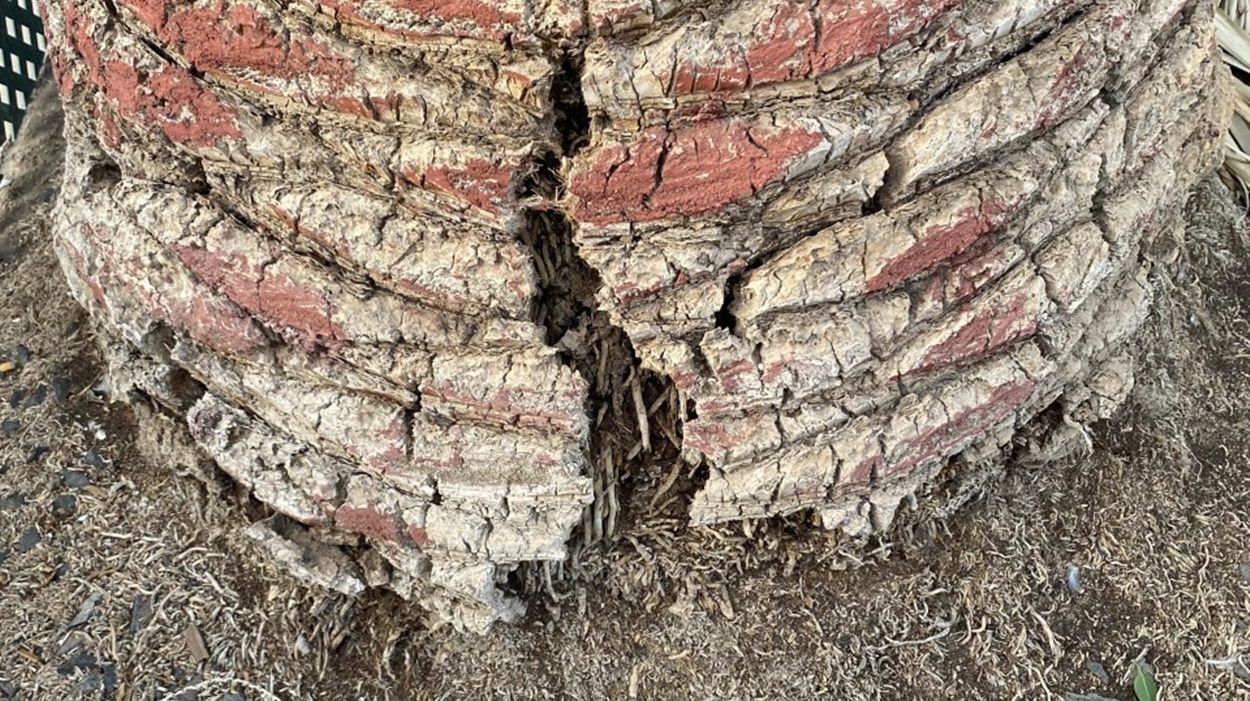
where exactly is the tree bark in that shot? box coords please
[42,0,1230,629]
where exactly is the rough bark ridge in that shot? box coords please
[42,0,1229,629]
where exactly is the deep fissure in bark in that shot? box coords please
[518,52,595,345]
[514,48,686,591]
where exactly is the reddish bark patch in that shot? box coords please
[48,51,75,96]
[715,358,756,393]
[60,0,102,78]
[172,244,345,348]
[97,60,242,147]
[411,453,465,472]
[683,417,767,461]
[761,360,789,384]
[693,396,736,418]
[837,454,879,489]
[1035,39,1102,130]
[318,0,520,42]
[760,345,840,386]
[388,0,519,33]
[166,294,274,355]
[120,0,355,89]
[367,417,410,474]
[590,2,651,33]
[814,0,958,75]
[59,237,110,314]
[74,225,269,355]
[742,1,817,87]
[412,158,515,213]
[914,293,1039,377]
[681,419,726,456]
[946,243,1018,304]
[610,280,665,306]
[572,119,825,225]
[668,0,957,97]
[335,505,402,542]
[867,197,1020,293]
[418,382,582,432]
[141,274,267,354]
[58,0,240,148]
[884,378,1036,479]
[407,525,430,547]
[320,94,399,121]
[669,368,697,392]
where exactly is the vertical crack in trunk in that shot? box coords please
[515,50,598,352]
[512,48,684,597]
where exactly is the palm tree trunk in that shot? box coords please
[41,0,1231,629]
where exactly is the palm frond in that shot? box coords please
[1217,4,1250,198]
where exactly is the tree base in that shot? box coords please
[45,0,1231,628]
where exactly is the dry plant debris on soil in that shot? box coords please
[0,85,1248,700]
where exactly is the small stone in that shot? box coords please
[13,345,30,366]
[51,378,71,403]
[183,624,210,662]
[0,418,19,436]
[56,649,97,675]
[68,592,103,629]
[57,635,84,656]
[0,492,24,511]
[219,694,245,701]
[7,388,24,409]
[1066,565,1083,593]
[358,548,391,588]
[72,669,102,696]
[83,449,106,469]
[24,384,47,408]
[52,494,78,519]
[16,527,40,553]
[27,445,50,463]
[1086,660,1110,684]
[0,679,16,699]
[129,596,153,635]
[1239,564,1250,583]
[0,549,7,566]
[62,469,91,489]
[101,665,117,697]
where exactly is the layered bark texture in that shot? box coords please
[44,0,1230,628]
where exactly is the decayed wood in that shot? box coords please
[42,0,1230,629]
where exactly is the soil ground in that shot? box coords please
[1,82,1248,701]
